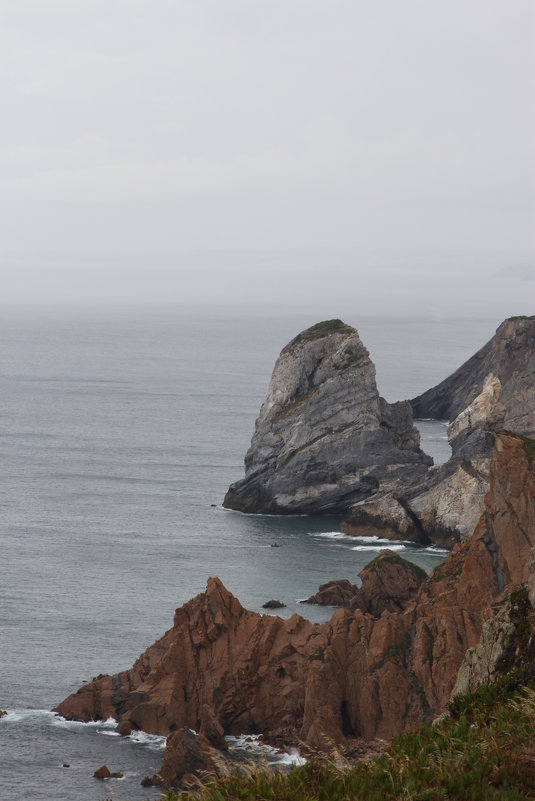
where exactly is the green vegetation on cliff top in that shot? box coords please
[283,319,354,352]
[164,670,535,801]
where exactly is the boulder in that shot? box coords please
[302,579,358,606]
[160,727,230,787]
[351,550,427,616]
[223,319,431,514]
[93,765,120,779]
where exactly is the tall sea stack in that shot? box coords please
[223,319,431,514]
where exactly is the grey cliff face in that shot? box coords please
[223,320,431,515]
[411,315,535,437]
[343,317,535,546]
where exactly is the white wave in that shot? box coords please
[353,535,408,544]
[0,708,55,724]
[351,544,406,552]
[128,730,167,750]
[425,546,450,554]
[226,734,306,766]
[52,715,117,731]
[311,531,348,540]
[277,748,307,767]
[313,532,413,547]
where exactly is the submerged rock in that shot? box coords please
[224,319,431,515]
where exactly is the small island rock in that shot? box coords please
[262,599,286,609]
[224,320,431,515]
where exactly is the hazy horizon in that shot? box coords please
[1,1,533,314]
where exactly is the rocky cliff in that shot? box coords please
[55,432,535,787]
[223,320,431,514]
[342,368,512,546]
[411,315,535,436]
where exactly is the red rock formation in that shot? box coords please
[302,578,358,606]
[54,432,535,786]
[301,550,426,613]
[350,550,427,616]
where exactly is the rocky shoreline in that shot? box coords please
[53,315,535,789]
[55,430,535,788]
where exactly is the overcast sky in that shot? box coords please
[1,1,533,314]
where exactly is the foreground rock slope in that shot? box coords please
[223,319,431,514]
[55,432,535,787]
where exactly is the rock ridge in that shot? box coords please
[55,431,535,787]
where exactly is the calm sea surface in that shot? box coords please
[0,307,499,800]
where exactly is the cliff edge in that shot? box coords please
[55,432,535,788]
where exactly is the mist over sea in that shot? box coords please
[0,307,499,800]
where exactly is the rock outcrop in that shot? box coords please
[262,599,286,609]
[350,550,427,616]
[55,432,535,787]
[411,316,535,437]
[223,320,431,515]
[302,578,358,607]
[342,373,508,546]
[93,764,123,779]
[451,587,535,699]
[301,551,426,614]
[342,317,534,545]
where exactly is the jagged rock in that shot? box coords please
[411,316,535,437]
[0,710,6,719]
[341,317,534,547]
[160,727,231,787]
[199,704,228,750]
[55,432,535,783]
[451,590,533,698]
[302,578,358,606]
[262,599,286,609]
[341,492,422,542]
[342,375,504,546]
[302,552,426,613]
[223,319,431,514]
[350,550,427,616]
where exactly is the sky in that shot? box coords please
[0,0,534,315]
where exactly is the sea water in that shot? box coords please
[0,307,498,800]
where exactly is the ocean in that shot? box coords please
[0,307,499,801]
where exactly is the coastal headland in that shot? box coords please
[54,316,535,788]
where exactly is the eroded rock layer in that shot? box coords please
[411,315,535,436]
[223,319,431,514]
[55,432,535,786]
